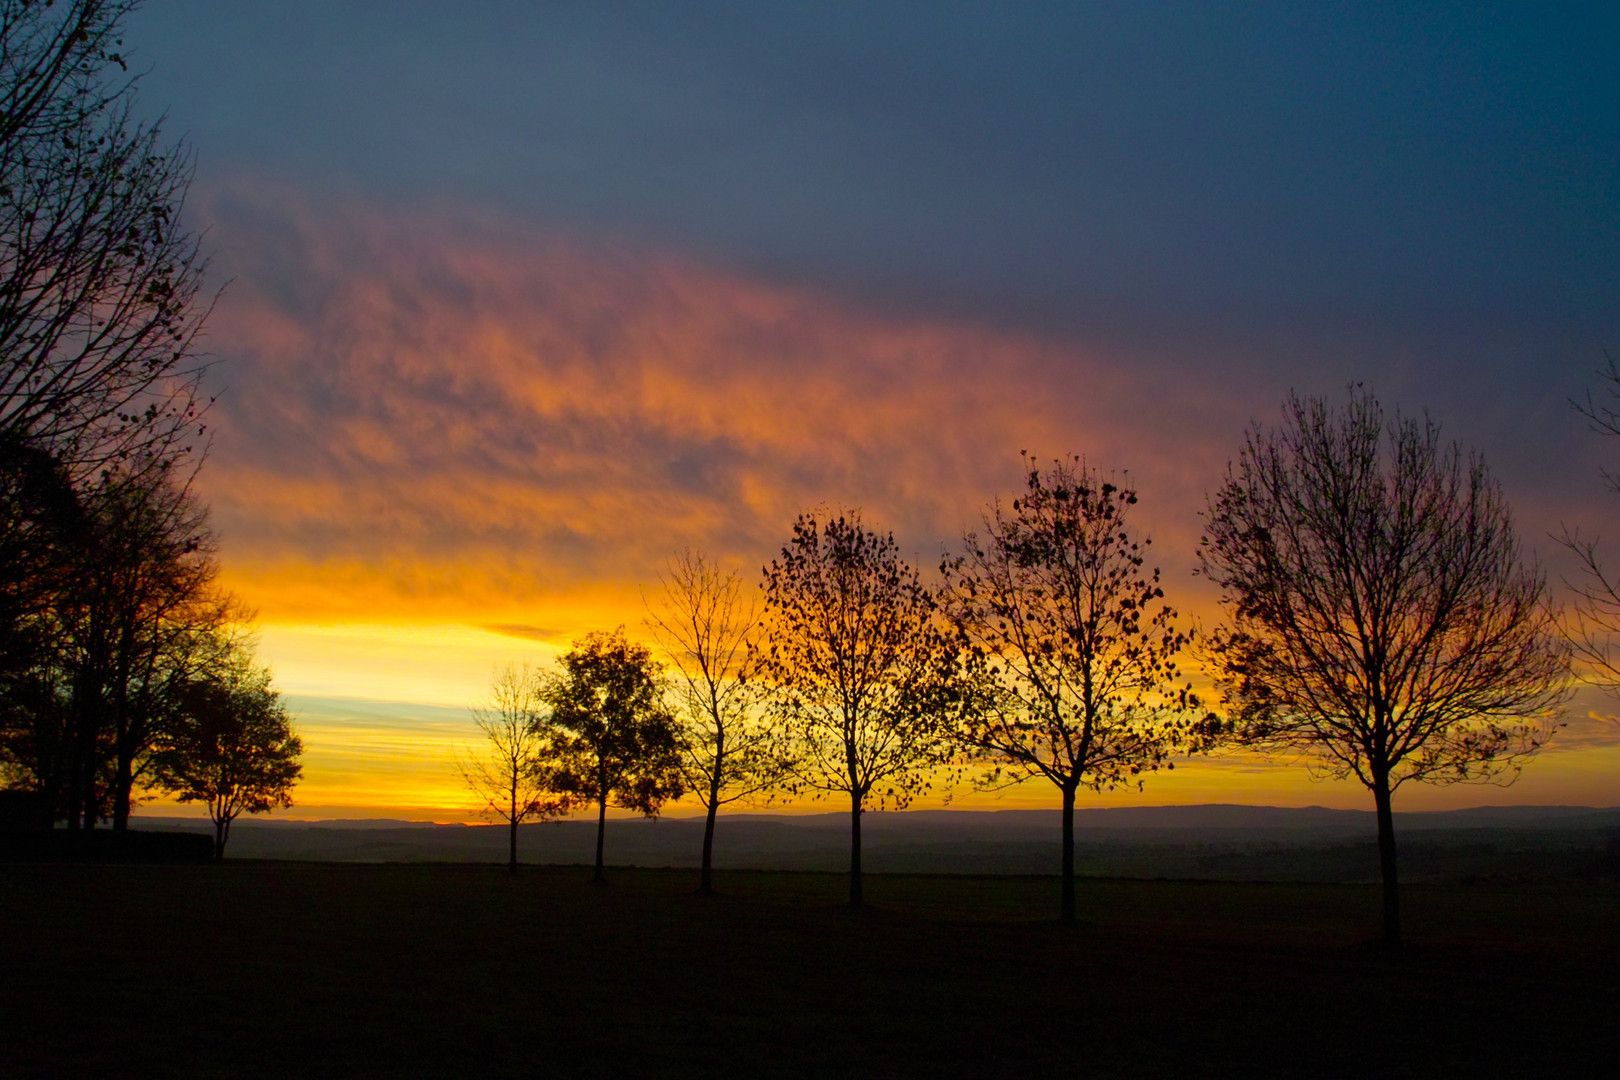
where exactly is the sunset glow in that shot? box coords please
[106,187,1609,821]
[107,2,1620,822]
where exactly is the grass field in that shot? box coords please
[3,862,1616,1078]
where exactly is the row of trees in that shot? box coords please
[468,387,1571,943]
[0,1,301,856]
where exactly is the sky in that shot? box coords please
[121,1,1620,819]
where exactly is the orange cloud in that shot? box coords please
[197,182,1251,631]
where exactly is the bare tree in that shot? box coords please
[1558,354,1620,693]
[942,456,1201,923]
[759,511,957,906]
[543,628,684,884]
[1200,388,1569,944]
[0,0,211,478]
[0,0,130,146]
[645,549,787,894]
[461,663,568,875]
[463,660,570,880]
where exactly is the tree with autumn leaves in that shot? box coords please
[942,456,1203,923]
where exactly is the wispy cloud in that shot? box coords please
[197,182,1251,628]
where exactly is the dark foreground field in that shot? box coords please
[3,863,1616,1078]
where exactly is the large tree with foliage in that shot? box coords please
[942,456,1200,923]
[759,511,957,906]
[1200,389,1569,943]
[67,468,230,830]
[461,663,569,874]
[645,549,787,893]
[0,0,218,827]
[0,464,229,829]
[543,628,684,883]
[151,644,302,859]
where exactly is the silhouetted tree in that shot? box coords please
[64,468,230,830]
[1200,389,1569,944]
[759,511,957,906]
[0,461,230,829]
[0,0,211,477]
[0,1,221,828]
[0,0,127,145]
[151,645,302,859]
[0,437,81,800]
[1558,354,1620,695]
[0,436,81,674]
[645,549,788,894]
[543,628,683,883]
[942,456,1200,923]
[461,663,569,874]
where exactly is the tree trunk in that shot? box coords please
[69,684,96,830]
[65,750,83,830]
[699,735,723,894]
[111,750,132,831]
[507,816,519,875]
[110,652,133,830]
[79,764,97,830]
[1372,774,1400,944]
[1061,783,1077,923]
[213,817,227,861]
[848,790,863,907]
[699,799,718,894]
[593,794,608,883]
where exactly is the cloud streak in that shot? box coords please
[198,183,1252,628]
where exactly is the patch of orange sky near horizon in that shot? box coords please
[139,183,1619,821]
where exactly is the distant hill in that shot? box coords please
[126,804,1620,882]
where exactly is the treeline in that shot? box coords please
[471,389,1576,943]
[0,1,298,858]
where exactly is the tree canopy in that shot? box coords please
[943,455,1199,922]
[759,511,957,905]
[150,645,302,859]
[0,0,211,477]
[543,627,683,883]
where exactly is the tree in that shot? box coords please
[942,456,1200,923]
[0,0,211,478]
[461,663,568,874]
[759,511,957,906]
[0,459,230,830]
[543,628,683,883]
[151,645,302,859]
[0,1,220,830]
[65,467,230,830]
[0,436,81,802]
[0,434,82,675]
[1199,389,1569,943]
[1558,354,1620,693]
[0,0,128,146]
[645,549,787,894]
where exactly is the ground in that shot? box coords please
[2,863,1615,1078]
